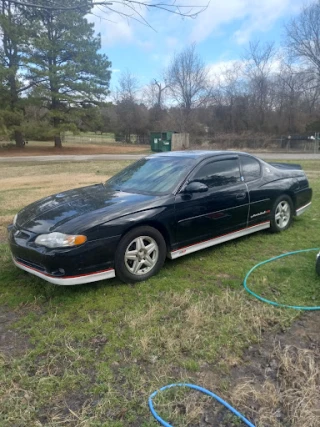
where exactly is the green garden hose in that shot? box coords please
[243,248,320,310]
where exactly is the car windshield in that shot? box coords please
[105,156,195,195]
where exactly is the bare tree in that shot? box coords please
[166,43,210,131]
[150,79,168,109]
[117,69,139,102]
[115,70,144,142]
[142,78,169,129]
[272,61,307,133]
[217,62,250,132]
[286,1,320,74]
[143,79,166,108]
[243,40,276,131]
[3,0,207,27]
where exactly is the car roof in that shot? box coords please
[147,150,256,160]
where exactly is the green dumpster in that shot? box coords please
[150,131,173,152]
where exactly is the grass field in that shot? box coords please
[0,132,150,156]
[0,160,319,426]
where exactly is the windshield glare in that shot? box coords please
[105,157,195,195]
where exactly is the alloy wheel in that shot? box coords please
[275,200,291,229]
[124,236,159,276]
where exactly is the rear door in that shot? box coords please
[174,156,249,249]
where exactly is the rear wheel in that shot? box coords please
[115,226,166,283]
[270,195,293,233]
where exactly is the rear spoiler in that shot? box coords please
[268,162,302,170]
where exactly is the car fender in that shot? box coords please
[91,206,175,248]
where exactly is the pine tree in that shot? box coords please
[0,0,32,147]
[27,0,111,147]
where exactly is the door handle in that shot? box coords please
[236,192,246,200]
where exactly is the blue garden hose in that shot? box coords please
[149,383,256,427]
[149,249,320,426]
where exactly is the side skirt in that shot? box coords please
[169,221,270,260]
[296,202,312,217]
[13,257,116,286]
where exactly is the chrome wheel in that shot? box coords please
[124,236,159,276]
[275,200,291,229]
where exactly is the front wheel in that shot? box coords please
[270,195,293,233]
[115,226,166,283]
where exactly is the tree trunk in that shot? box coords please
[14,130,25,148]
[54,135,62,148]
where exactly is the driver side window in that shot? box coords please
[192,159,241,188]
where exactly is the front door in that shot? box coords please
[173,157,249,251]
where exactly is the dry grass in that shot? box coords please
[0,142,149,156]
[152,388,212,427]
[127,289,295,369]
[0,173,101,192]
[231,345,320,427]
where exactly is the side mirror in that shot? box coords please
[184,181,208,193]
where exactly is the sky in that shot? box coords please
[88,0,307,92]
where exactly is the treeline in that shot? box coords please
[76,1,320,145]
[2,0,320,147]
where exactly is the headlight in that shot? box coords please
[35,232,87,248]
[13,214,18,226]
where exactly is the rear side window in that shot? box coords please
[240,156,261,182]
[193,159,241,188]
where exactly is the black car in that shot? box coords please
[8,151,312,285]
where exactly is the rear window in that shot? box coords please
[240,156,261,182]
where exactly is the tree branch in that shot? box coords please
[3,0,207,19]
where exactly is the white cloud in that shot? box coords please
[188,0,304,44]
[207,56,283,82]
[87,5,138,46]
[207,59,240,77]
[137,40,154,51]
[87,0,305,59]
[166,36,179,49]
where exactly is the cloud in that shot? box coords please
[188,0,304,44]
[137,40,154,51]
[87,5,138,46]
[207,59,240,77]
[166,36,179,49]
[87,0,305,61]
[207,56,282,82]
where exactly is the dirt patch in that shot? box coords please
[0,144,149,157]
[162,311,320,427]
[227,311,320,426]
[0,306,31,358]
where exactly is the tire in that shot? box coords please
[270,195,293,233]
[316,254,320,277]
[115,226,167,283]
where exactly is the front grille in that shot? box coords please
[15,257,45,273]
[14,230,31,240]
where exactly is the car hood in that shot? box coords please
[16,184,159,234]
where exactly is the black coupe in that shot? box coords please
[8,151,312,285]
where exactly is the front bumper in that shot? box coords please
[8,225,119,285]
[12,257,115,285]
